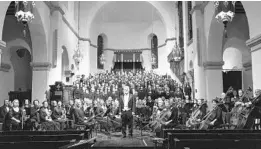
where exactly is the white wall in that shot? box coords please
[89,20,168,73]
[223,48,243,70]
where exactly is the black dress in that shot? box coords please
[4,107,23,131]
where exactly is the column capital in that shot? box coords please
[30,62,52,71]
[0,63,11,72]
[246,33,261,53]
[203,61,224,70]
[243,61,252,71]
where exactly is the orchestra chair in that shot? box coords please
[71,113,87,131]
[254,118,261,130]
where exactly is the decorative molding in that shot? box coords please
[44,1,65,15]
[0,63,11,72]
[243,61,252,71]
[30,62,52,71]
[90,37,176,51]
[190,2,209,15]
[203,61,224,70]
[44,2,176,51]
[246,33,261,53]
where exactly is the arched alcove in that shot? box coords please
[61,46,69,79]
[10,47,32,91]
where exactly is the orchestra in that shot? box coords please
[1,71,261,138]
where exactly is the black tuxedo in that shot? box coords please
[119,94,136,136]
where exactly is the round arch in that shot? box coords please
[85,1,175,38]
[98,33,108,49]
[61,45,69,78]
[147,33,157,47]
[0,1,49,62]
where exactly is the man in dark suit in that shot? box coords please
[119,85,136,138]
[0,99,9,122]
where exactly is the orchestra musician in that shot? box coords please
[0,99,9,123]
[4,99,23,131]
[119,85,136,138]
[199,98,223,129]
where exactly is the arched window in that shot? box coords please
[97,35,104,69]
[151,35,158,69]
[187,1,193,41]
[178,1,184,48]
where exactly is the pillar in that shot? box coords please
[78,40,90,76]
[203,61,224,108]
[194,65,206,100]
[243,61,253,92]
[246,34,261,95]
[31,62,52,103]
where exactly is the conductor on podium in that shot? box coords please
[119,85,136,138]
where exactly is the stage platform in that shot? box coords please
[91,129,155,149]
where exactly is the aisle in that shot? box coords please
[91,129,155,149]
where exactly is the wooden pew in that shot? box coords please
[163,129,261,149]
[0,133,84,142]
[0,139,77,149]
[0,130,91,139]
[173,138,261,149]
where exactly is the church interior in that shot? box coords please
[1,1,261,149]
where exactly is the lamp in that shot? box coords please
[214,1,236,38]
[73,2,83,70]
[15,1,35,37]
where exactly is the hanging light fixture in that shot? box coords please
[214,1,236,38]
[15,1,35,37]
[73,1,83,70]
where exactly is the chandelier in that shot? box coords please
[15,1,35,36]
[172,41,182,62]
[100,53,105,65]
[214,1,236,38]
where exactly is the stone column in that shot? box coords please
[246,34,261,94]
[242,61,253,93]
[31,62,52,103]
[78,40,90,76]
[194,65,206,100]
[203,61,224,108]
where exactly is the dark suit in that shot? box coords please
[119,94,136,136]
[0,105,9,122]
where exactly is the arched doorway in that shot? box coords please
[222,2,252,92]
[0,1,49,104]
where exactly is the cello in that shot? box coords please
[186,100,207,128]
[198,87,233,130]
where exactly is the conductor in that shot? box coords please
[119,85,136,138]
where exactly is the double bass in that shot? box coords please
[229,87,252,129]
[235,91,261,129]
[198,87,233,130]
